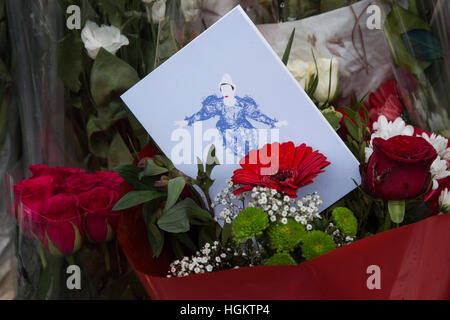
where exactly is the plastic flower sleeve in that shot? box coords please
[0,0,19,299]
[379,0,450,132]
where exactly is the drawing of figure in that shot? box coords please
[174,74,288,157]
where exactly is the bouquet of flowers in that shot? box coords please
[111,8,450,298]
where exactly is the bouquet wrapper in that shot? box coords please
[118,208,450,300]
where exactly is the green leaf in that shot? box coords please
[165,177,186,211]
[57,31,84,92]
[384,3,431,76]
[181,198,214,226]
[107,133,134,170]
[205,145,219,177]
[147,223,164,257]
[86,115,111,158]
[282,28,296,65]
[113,190,164,211]
[90,48,139,106]
[138,159,168,179]
[401,29,443,60]
[113,164,153,190]
[344,116,360,142]
[81,0,98,25]
[321,107,343,131]
[221,222,232,246]
[157,201,190,233]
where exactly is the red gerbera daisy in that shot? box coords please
[232,142,330,198]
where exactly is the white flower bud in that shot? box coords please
[81,21,129,59]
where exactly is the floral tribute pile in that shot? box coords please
[7,0,449,300]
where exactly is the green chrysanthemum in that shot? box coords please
[232,208,269,243]
[331,207,358,236]
[268,219,306,252]
[264,252,297,266]
[302,230,336,260]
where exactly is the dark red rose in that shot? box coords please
[34,194,83,255]
[360,136,438,200]
[61,173,100,194]
[13,176,56,235]
[94,171,124,192]
[79,187,120,243]
[232,142,330,198]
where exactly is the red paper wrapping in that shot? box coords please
[117,206,450,300]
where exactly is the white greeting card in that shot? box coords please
[121,6,361,212]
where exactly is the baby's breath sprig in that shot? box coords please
[325,222,355,247]
[248,186,323,227]
[212,180,246,224]
[167,241,257,278]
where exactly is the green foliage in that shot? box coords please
[264,252,296,266]
[341,97,371,163]
[232,208,269,243]
[302,231,336,261]
[321,106,343,131]
[282,28,295,65]
[384,3,431,76]
[90,48,139,106]
[57,31,84,92]
[401,29,443,61]
[165,177,186,211]
[138,159,168,179]
[112,190,164,211]
[158,198,214,234]
[267,219,306,252]
[157,199,191,233]
[331,207,358,236]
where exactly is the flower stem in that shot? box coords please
[65,255,75,266]
[38,243,47,270]
[382,210,391,232]
[101,242,111,272]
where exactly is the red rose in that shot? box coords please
[13,176,56,235]
[360,135,437,200]
[232,142,330,198]
[28,164,85,187]
[34,194,83,256]
[61,173,100,194]
[93,171,124,192]
[79,187,120,243]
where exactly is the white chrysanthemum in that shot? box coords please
[430,157,450,190]
[81,21,129,59]
[419,132,450,161]
[439,188,450,214]
[365,116,414,161]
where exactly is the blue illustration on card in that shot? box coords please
[177,74,287,157]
